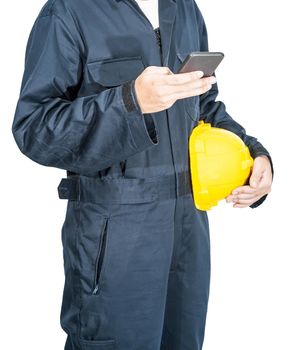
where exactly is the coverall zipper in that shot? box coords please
[124,0,178,195]
[126,0,162,62]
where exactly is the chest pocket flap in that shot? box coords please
[86,55,145,87]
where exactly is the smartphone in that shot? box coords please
[177,52,224,76]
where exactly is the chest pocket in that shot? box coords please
[177,52,200,121]
[86,55,145,88]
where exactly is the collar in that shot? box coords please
[114,0,177,66]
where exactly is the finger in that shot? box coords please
[165,71,204,85]
[235,196,263,205]
[233,203,249,208]
[180,77,213,91]
[166,78,214,101]
[228,189,266,206]
[161,74,215,97]
[164,71,216,86]
[231,185,258,195]
[167,87,210,101]
[236,192,261,200]
[231,186,264,198]
[185,78,216,96]
[226,192,262,202]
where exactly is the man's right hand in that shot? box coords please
[134,66,217,114]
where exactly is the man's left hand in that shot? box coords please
[225,155,273,208]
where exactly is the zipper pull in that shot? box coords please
[92,284,100,295]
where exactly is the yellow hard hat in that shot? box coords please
[189,120,254,211]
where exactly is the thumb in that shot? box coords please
[249,160,264,188]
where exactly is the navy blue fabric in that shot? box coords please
[12,0,274,349]
[58,170,192,204]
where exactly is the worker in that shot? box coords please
[11,0,274,349]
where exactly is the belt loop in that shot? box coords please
[176,170,192,197]
[177,171,183,197]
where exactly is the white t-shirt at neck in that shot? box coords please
[134,0,159,29]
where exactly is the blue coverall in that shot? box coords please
[12,1,274,349]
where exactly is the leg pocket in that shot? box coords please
[92,217,109,295]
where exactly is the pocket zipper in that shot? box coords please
[93,217,109,295]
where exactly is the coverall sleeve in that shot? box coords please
[193,2,274,209]
[12,13,158,175]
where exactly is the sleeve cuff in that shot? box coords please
[248,147,274,209]
[121,80,159,147]
[248,142,274,180]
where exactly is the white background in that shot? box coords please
[0,0,293,349]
